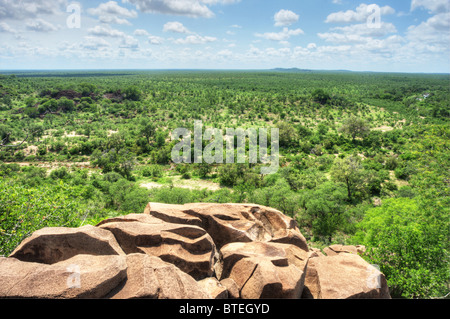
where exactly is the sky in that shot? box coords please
[0,0,449,72]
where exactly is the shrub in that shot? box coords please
[353,198,450,298]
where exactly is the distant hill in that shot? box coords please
[271,68,313,73]
[271,68,356,73]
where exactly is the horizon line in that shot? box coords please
[0,68,449,75]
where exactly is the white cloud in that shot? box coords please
[134,29,150,36]
[88,25,126,38]
[406,12,450,48]
[411,0,450,13]
[255,27,304,42]
[319,22,398,43]
[0,22,17,33]
[99,16,133,25]
[217,49,233,57]
[81,36,111,50]
[325,3,396,23]
[26,19,58,32]
[427,12,450,31]
[88,1,137,25]
[0,0,65,20]
[148,35,164,45]
[120,35,140,49]
[122,0,241,18]
[274,9,299,27]
[163,21,191,33]
[173,34,217,44]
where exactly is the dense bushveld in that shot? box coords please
[0,70,449,298]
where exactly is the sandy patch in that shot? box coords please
[141,176,222,191]
[372,126,394,132]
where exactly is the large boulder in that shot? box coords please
[9,225,125,264]
[197,277,228,299]
[145,203,308,251]
[302,254,391,299]
[0,254,127,299]
[96,213,167,227]
[98,220,217,280]
[108,254,210,299]
[323,244,366,256]
[216,242,309,299]
[143,203,203,227]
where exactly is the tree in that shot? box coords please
[330,155,366,201]
[276,121,298,148]
[124,86,142,101]
[353,197,450,298]
[91,148,136,180]
[58,97,75,112]
[298,181,347,242]
[339,116,370,142]
[79,82,97,97]
[140,121,156,144]
[311,89,331,105]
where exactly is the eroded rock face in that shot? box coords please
[145,202,309,251]
[0,254,127,299]
[98,220,217,280]
[0,202,391,300]
[217,242,309,299]
[198,277,228,299]
[9,225,125,264]
[302,254,391,299]
[108,254,210,299]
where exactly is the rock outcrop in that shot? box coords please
[0,202,391,299]
[9,225,125,264]
[302,254,390,299]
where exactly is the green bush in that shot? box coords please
[352,198,450,298]
[0,179,85,256]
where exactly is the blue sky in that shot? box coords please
[0,0,449,72]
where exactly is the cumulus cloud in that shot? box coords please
[319,22,398,43]
[163,21,191,33]
[148,35,164,45]
[134,29,150,36]
[26,19,58,32]
[120,35,140,49]
[87,25,140,50]
[88,1,138,25]
[274,9,299,27]
[81,36,111,50]
[255,27,304,42]
[123,0,239,18]
[0,22,17,33]
[325,3,395,23]
[88,25,127,38]
[411,0,450,13]
[407,12,450,48]
[0,0,65,20]
[173,34,217,44]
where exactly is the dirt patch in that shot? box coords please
[389,170,409,188]
[64,131,87,138]
[140,176,222,191]
[373,126,394,132]
[23,145,38,156]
